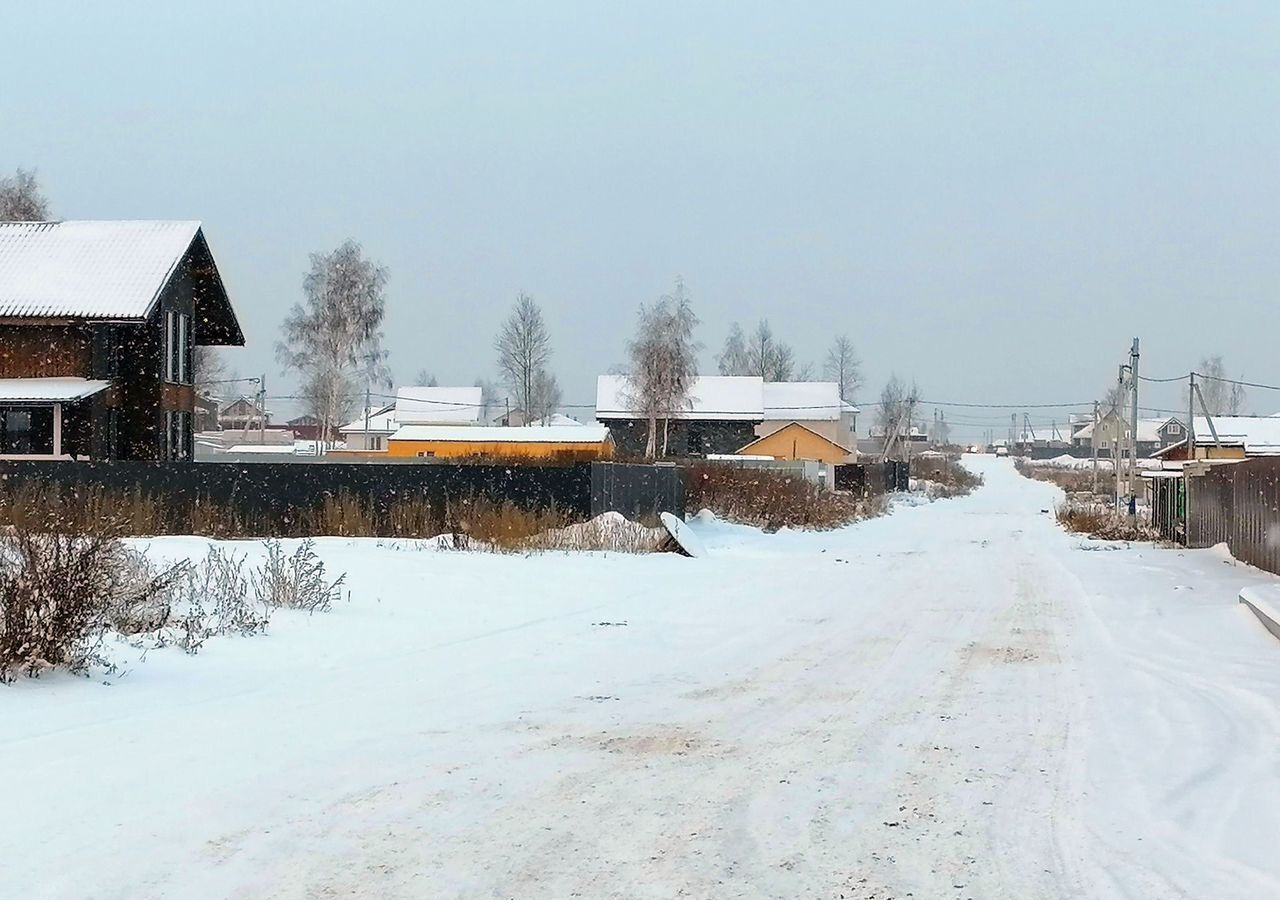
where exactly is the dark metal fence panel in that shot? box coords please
[589,462,684,520]
[0,459,595,522]
[1187,458,1280,576]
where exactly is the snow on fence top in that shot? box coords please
[0,220,202,318]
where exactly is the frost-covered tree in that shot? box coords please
[277,240,390,445]
[743,319,795,382]
[1191,355,1247,415]
[495,293,553,418]
[0,168,49,221]
[824,335,861,402]
[529,369,563,423]
[717,322,750,375]
[413,370,439,387]
[877,374,919,459]
[475,378,502,424]
[627,278,701,457]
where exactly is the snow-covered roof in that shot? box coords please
[338,404,397,434]
[1074,416,1180,443]
[0,221,203,319]
[391,424,611,444]
[596,374,765,421]
[762,382,844,421]
[0,377,110,402]
[1188,416,1280,455]
[528,413,584,427]
[394,386,483,425]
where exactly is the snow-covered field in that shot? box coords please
[3,456,1280,899]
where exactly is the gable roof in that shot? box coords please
[1152,416,1280,457]
[395,386,484,425]
[737,421,853,455]
[1074,416,1183,443]
[596,374,765,421]
[339,403,397,435]
[0,220,243,345]
[762,381,845,421]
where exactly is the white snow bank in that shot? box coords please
[1239,585,1280,641]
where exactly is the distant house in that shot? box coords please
[286,414,334,444]
[0,220,243,460]
[1152,416,1280,462]
[387,424,614,462]
[595,374,764,457]
[219,396,270,432]
[737,422,853,464]
[758,382,858,446]
[338,403,396,451]
[194,392,221,432]
[1074,414,1185,457]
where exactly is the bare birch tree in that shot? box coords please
[495,293,553,418]
[717,322,750,375]
[743,319,795,382]
[413,370,439,387]
[529,369,563,423]
[1190,355,1247,415]
[277,240,390,446]
[877,374,919,460]
[627,278,701,457]
[0,168,49,220]
[824,335,862,402]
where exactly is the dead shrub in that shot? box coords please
[911,455,983,498]
[1056,500,1159,541]
[0,520,186,681]
[684,464,873,531]
[1016,458,1116,498]
[251,539,346,613]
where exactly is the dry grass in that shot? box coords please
[1015,458,1116,497]
[911,455,983,498]
[684,463,883,531]
[1056,500,1159,541]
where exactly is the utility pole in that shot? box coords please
[1115,365,1126,513]
[1128,338,1140,521]
[1009,413,1016,452]
[1091,400,1099,495]
[1187,372,1196,461]
[258,373,267,446]
[364,378,372,451]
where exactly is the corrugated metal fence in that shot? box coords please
[1187,458,1280,574]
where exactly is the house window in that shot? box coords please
[370,435,383,450]
[164,410,191,460]
[163,312,191,384]
[417,450,435,458]
[1166,423,1182,436]
[0,407,54,455]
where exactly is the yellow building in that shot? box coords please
[387,424,614,462]
[735,421,853,464]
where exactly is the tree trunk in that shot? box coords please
[645,415,657,458]
[661,418,670,457]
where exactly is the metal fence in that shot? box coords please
[1187,458,1280,575]
[0,459,685,529]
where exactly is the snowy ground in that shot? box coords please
[3,456,1280,899]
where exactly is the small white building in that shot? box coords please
[338,385,485,451]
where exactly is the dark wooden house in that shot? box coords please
[0,221,243,460]
[595,374,764,457]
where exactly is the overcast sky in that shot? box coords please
[6,1,1278,435]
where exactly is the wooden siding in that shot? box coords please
[738,422,852,464]
[0,325,91,377]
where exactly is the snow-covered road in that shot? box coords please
[3,456,1280,899]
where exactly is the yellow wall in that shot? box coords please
[386,439,614,462]
[739,423,851,463]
